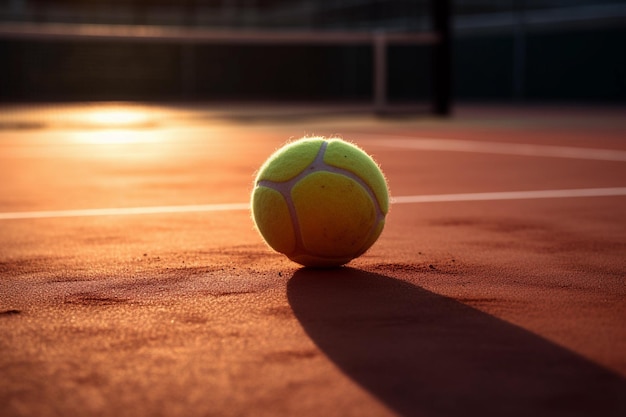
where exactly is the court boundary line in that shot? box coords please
[364,135,626,162]
[1,187,625,221]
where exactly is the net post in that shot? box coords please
[432,0,452,116]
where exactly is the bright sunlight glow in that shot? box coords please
[73,104,158,145]
[86,108,150,128]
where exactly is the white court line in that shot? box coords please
[1,187,625,220]
[390,187,626,204]
[364,135,626,161]
[0,203,250,220]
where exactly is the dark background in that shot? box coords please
[0,0,625,103]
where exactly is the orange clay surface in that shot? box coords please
[1,103,625,417]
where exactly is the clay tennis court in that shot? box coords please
[1,103,625,417]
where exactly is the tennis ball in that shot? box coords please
[251,137,389,267]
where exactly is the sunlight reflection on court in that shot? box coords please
[60,103,231,161]
[70,104,165,146]
[87,107,151,128]
[1,102,248,160]
[75,129,156,145]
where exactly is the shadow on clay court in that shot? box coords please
[287,268,626,417]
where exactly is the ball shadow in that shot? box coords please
[287,267,626,417]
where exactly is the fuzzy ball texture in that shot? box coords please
[251,137,389,267]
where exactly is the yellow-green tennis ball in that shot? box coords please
[251,137,389,267]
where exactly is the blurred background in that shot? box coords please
[0,0,624,107]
